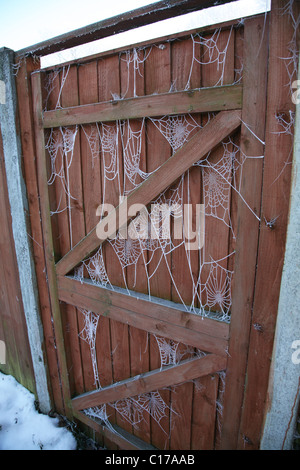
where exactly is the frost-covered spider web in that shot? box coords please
[279,0,299,98]
[150,114,202,154]
[78,309,101,390]
[185,27,233,89]
[45,125,78,247]
[269,0,299,184]
[196,137,264,237]
[84,247,111,288]
[120,47,152,99]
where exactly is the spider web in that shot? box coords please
[120,47,152,99]
[78,309,101,389]
[279,0,300,98]
[45,125,78,247]
[186,27,234,89]
[84,247,111,288]
[150,114,202,154]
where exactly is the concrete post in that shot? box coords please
[0,47,51,413]
[260,55,300,450]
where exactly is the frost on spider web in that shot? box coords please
[154,335,207,368]
[120,119,152,194]
[98,122,121,199]
[280,0,299,99]
[102,391,173,435]
[73,264,84,284]
[135,391,171,432]
[216,370,226,437]
[195,136,264,238]
[112,397,144,429]
[275,110,295,137]
[84,247,110,288]
[78,309,101,389]
[150,114,202,154]
[84,404,116,435]
[45,125,78,248]
[81,124,100,168]
[120,47,152,99]
[186,27,234,89]
[154,336,180,368]
[202,261,233,322]
[43,64,70,111]
[107,176,185,293]
[270,110,296,185]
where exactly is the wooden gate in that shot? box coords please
[15,0,298,450]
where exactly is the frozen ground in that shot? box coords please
[0,372,77,450]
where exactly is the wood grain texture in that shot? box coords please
[31,71,72,418]
[57,276,229,356]
[237,0,300,449]
[42,84,242,128]
[219,15,269,449]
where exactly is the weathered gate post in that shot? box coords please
[0,47,51,413]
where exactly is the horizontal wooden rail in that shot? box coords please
[43,84,243,128]
[17,0,236,58]
[57,276,230,355]
[73,410,156,450]
[72,354,227,411]
[56,109,241,276]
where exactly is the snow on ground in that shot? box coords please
[0,372,77,450]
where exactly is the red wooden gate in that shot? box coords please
[15,0,298,449]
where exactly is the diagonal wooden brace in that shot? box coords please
[56,109,241,276]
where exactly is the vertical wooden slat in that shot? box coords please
[219,15,269,449]
[59,65,86,397]
[98,54,131,435]
[78,60,116,446]
[31,71,72,418]
[191,374,219,449]
[44,68,78,398]
[145,41,172,450]
[169,36,200,450]
[78,62,102,394]
[77,62,106,450]
[238,1,299,449]
[199,27,236,450]
[119,47,151,443]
